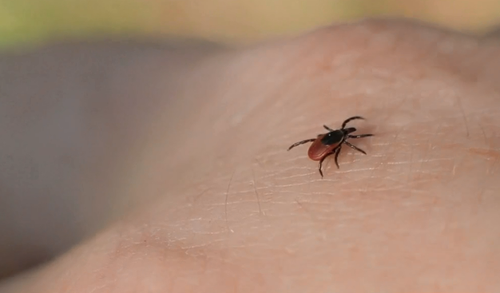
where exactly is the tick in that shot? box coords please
[288,116,373,178]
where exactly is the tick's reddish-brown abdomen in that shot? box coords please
[307,134,339,161]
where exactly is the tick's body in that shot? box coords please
[288,116,373,177]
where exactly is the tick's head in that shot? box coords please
[320,129,345,145]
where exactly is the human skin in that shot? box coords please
[0,19,500,292]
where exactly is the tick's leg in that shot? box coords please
[323,125,334,131]
[333,145,342,168]
[318,150,336,178]
[341,116,365,129]
[345,141,367,154]
[348,133,373,139]
[317,146,341,177]
[287,138,316,151]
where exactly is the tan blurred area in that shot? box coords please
[0,0,500,47]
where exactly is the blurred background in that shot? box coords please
[1,0,500,49]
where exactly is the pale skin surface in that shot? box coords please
[1,19,500,292]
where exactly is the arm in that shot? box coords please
[1,19,499,292]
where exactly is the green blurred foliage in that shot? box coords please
[0,0,154,47]
[0,0,499,49]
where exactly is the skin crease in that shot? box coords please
[1,18,500,292]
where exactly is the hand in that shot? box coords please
[1,19,499,292]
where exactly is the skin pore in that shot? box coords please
[0,19,500,292]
